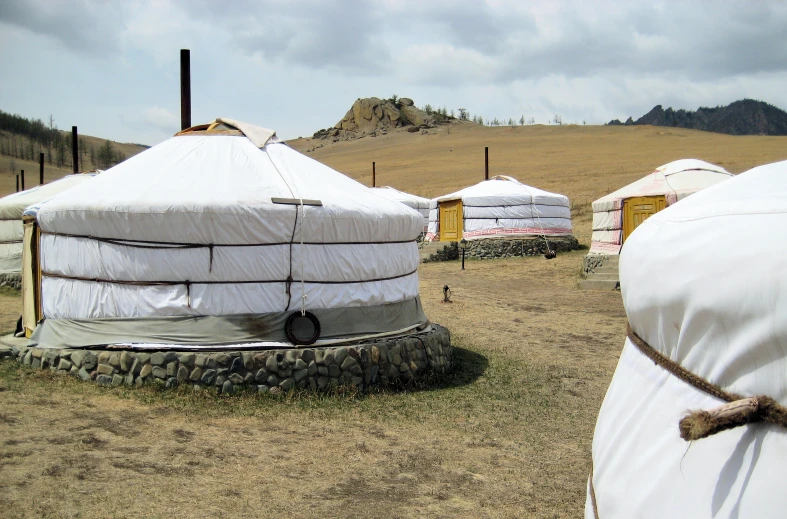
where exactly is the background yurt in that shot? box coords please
[370,186,430,234]
[18,118,451,393]
[426,175,578,259]
[587,159,787,518]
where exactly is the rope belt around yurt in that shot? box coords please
[588,325,787,519]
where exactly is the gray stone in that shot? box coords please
[111,374,124,386]
[125,372,135,386]
[279,366,292,378]
[70,366,78,375]
[241,352,254,370]
[341,357,361,375]
[217,368,229,378]
[194,354,207,368]
[189,367,203,382]
[151,352,165,366]
[166,377,178,389]
[266,374,279,386]
[284,350,297,363]
[393,354,402,365]
[71,350,85,368]
[152,366,167,379]
[215,375,226,387]
[317,365,329,376]
[230,357,244,373]
[215,353,232,366]
[328,364,340,378]
[334,347,348,366]
[351,376,363,387]
[98,352,110,364]
[108,353,120,367]
[31,358,40,369]
[177,365,189,383]
[31,348,43,359]
[130,359,141,376]
[317,376,329,389]
[135,376,144,387]
[265,355,278,373]
[307,361,318,376]
[279,378,295,391]
[301,350,315,364]
[294,358,307,370]
[243,373,253,384]
[257,385,269,394]
[207,356,218,369]
[293,369,308,383]
[96,375,113,386]
[180,352,195,367]
[58,359,72,371]
[78,367,91,381]
[23,351,32,366]
[222,380,235,395]
[228,373,244,384]
[163,352,178,363]
[315,349,325,364]
[140,363,153,379]
[308,378,317,390]
[136,352,150,365]
[201,369,217,385]
[166,361,178,377]
[254,368,267,383]
[322,351,334,365]
[97,363,114,376]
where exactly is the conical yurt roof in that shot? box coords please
[30,118,426,349]
[588,159,787,517]
[435,175,568,206]
[370,186,430,210]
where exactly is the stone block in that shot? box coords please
[152,366,167,379]
[241,352,254,370]
[111,374,124,386]
[201,369,217,385]
[177,365,189,383]
[265,355,278,373]
[180,352,195,367]
[230,357,244,373]
[215,353,232,366]
[293,368,308,383]
[307,361,318,376]
[96,375,113,386]
[140,364,153,379]
[294,358,307,370]
[71,350,85,368]
[279,378,295,391]
[189,367,203,382]
[228,373,244,385]
[151,352,165,366]
[97,363,114,376]
[58,359,72,371]
[108,353,120,367]
[334,347,348,366]
[166,362,178,377]
[301,349,315,364]
[98,352,110,364]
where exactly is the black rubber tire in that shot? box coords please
[284,311,321,345]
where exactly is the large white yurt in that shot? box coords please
[0,174,96,275]
[589,159,732,254]
[425,175,572,242]
[24,119,427,348]
[586,159,787,518]
[370,186,430,232]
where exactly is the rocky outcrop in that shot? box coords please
[313,96,436,140]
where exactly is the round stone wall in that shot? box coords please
[0,273,22,290]
[425,236,580,262]
[7,324,452,394]
[582,253,610,275]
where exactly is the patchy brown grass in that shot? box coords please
[0,250,624,518]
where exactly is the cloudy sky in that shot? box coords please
[1,0,786,145]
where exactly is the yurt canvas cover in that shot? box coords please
[587,159,787,518]
[26,119,427,349]
[589,159,732,254]
[370,186,430,231]
[0,174,96,274]
[426,176,572,241]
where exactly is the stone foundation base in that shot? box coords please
[464,236,579,260]
[582,253,610,275]
[7,325,452,394]
[0,273,21,290]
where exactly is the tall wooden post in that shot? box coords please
[180,49,191,131]
[485,146,489,180]
[40,153,45,185]
[20,170,24,191]
[16,175,19,192]
[372,162,376,187]
[72,126,79,173]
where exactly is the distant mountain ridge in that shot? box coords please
[607,99,787,136]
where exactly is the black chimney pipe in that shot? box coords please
[20,170,25,191]
[485,146,489,180]
[372,162,376,187]
[39,152,44,185]
[72,126,78,173]
[180,49,191,131]
[16,175,19,192]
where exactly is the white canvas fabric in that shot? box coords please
[589,159,732,254]
[370,186,430,231]
[586,159,787,518]
[0,174,96,274]
[425,176,572,241]
[32,121,425,346]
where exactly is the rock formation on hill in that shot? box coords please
[607,99,787,136]
[313,97,437,140]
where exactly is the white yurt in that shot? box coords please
[0,174,96,275]
[370,186,430,232]
[589,159,732,254]
[587,159,787,518]
[425,176,572,242]
[24,119,427,348]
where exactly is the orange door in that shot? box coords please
[622,196,666,242]
[439,199,463,241]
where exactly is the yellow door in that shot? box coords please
[622,196,666,242]
[439,199,463,242]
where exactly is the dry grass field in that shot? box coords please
[0,123,785,518]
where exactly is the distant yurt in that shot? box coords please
[0,174,96,278]
[589,159,732,254]
[586,159,787,518]
[425,175,573,242]
[23,119,427,346]
[370,186,430,232]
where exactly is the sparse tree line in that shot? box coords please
[0,109,126,173]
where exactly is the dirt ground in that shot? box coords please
[0,250,624,519]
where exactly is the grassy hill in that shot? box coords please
[0,131,146,197]
[289,121,787,245]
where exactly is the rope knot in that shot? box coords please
[679,396,787,441]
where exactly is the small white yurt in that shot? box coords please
[587,159,787,518]
[0,174,96,276]
[370,186,430,232]
[24,119,427,347]
[589,159,732,254]
[426,176,572,242]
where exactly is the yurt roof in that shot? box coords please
[36,119,423,244]
[433,175,569,207]
[370,187,430,209]
[592,159,732,211]
[0,173,97,221]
